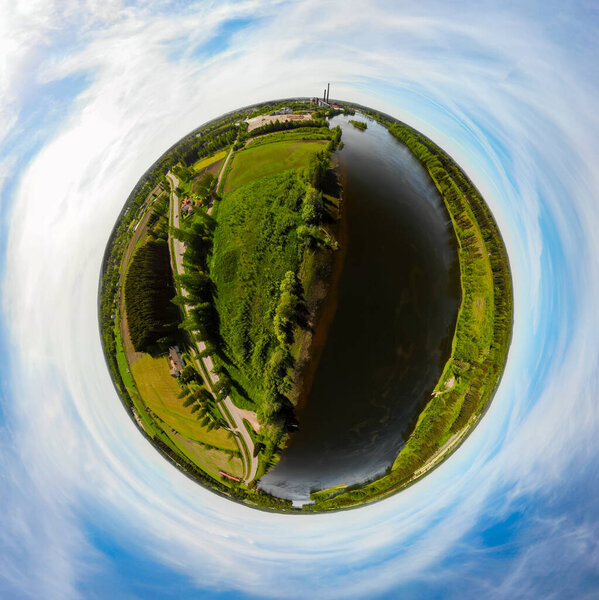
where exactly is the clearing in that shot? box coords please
[193,150,228,172]
[130,354,238,453]
[224,140,326,193]
[246,113,313,132]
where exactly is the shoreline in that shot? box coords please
[290,162,348,415]
[306,106,513,511]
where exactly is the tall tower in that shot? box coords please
[327,83,330,103]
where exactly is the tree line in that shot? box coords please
[124,241,180,353]
[248,118,328,138]
[310,112,513,510]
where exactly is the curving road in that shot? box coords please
[166,171,258,483]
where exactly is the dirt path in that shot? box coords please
[409,425,471,482]
[166,171,259,483]
[119,187,164,366]
[212,144,235,211]
[237,408,261,433]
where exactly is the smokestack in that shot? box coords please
[323,89,326,102]
[327,83,330,103]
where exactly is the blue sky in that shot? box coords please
[1,1,599,598]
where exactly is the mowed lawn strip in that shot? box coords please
[115,319,135,389]
[224,139,327,193]
[164,424,244,480]
[193,150,228,172]
[130,354,237,451]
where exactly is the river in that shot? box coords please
[259,113,460,503]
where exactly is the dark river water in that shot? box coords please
[259,114,460,503]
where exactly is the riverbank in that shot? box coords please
[306,108,512,511]
[100,98,511,513]
[259,112,461,503]
[289,163,347,412]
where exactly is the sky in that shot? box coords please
[1,1,599,598]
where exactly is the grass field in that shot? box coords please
[212,171,306,406]
[163,422,243,480]
[246,128,333,148]
[115,317,135,389]
[193,150,228,172]
[113,315,166,436]
[130,354,238,452]
[224,140,326,193]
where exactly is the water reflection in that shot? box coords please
[259,114,460,502]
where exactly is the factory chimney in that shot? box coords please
[323,88,326,102]
[327,83,330,103]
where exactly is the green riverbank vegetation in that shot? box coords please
[99,98,344,511]
[178,125,343,478]
[99,98,511,513]
[305,108,512,511]
[349,119,367,131]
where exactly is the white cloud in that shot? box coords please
[2,1,599,598]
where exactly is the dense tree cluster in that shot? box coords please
[349,120,367,131]
[192,172,216,204]
[124,241,179,353]
[172,217,219,343]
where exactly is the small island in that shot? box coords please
[99,96,512,512]
[349,119,367,131]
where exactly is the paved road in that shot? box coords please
[166,171,258,483]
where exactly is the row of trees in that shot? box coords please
[297,131,341,251]
[171,216,219,345]
[248,118,327,138]
[311,113,513,510]
[179,368,230,432]
[387,120,511,461]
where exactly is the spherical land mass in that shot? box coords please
[99,98,513,512]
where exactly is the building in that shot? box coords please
[168,346,185,377]
[181,196,193,215]
[311,83,332,107]
[270,106,293,116]
[219,470,242,482]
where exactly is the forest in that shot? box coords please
[124,240,180,353]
